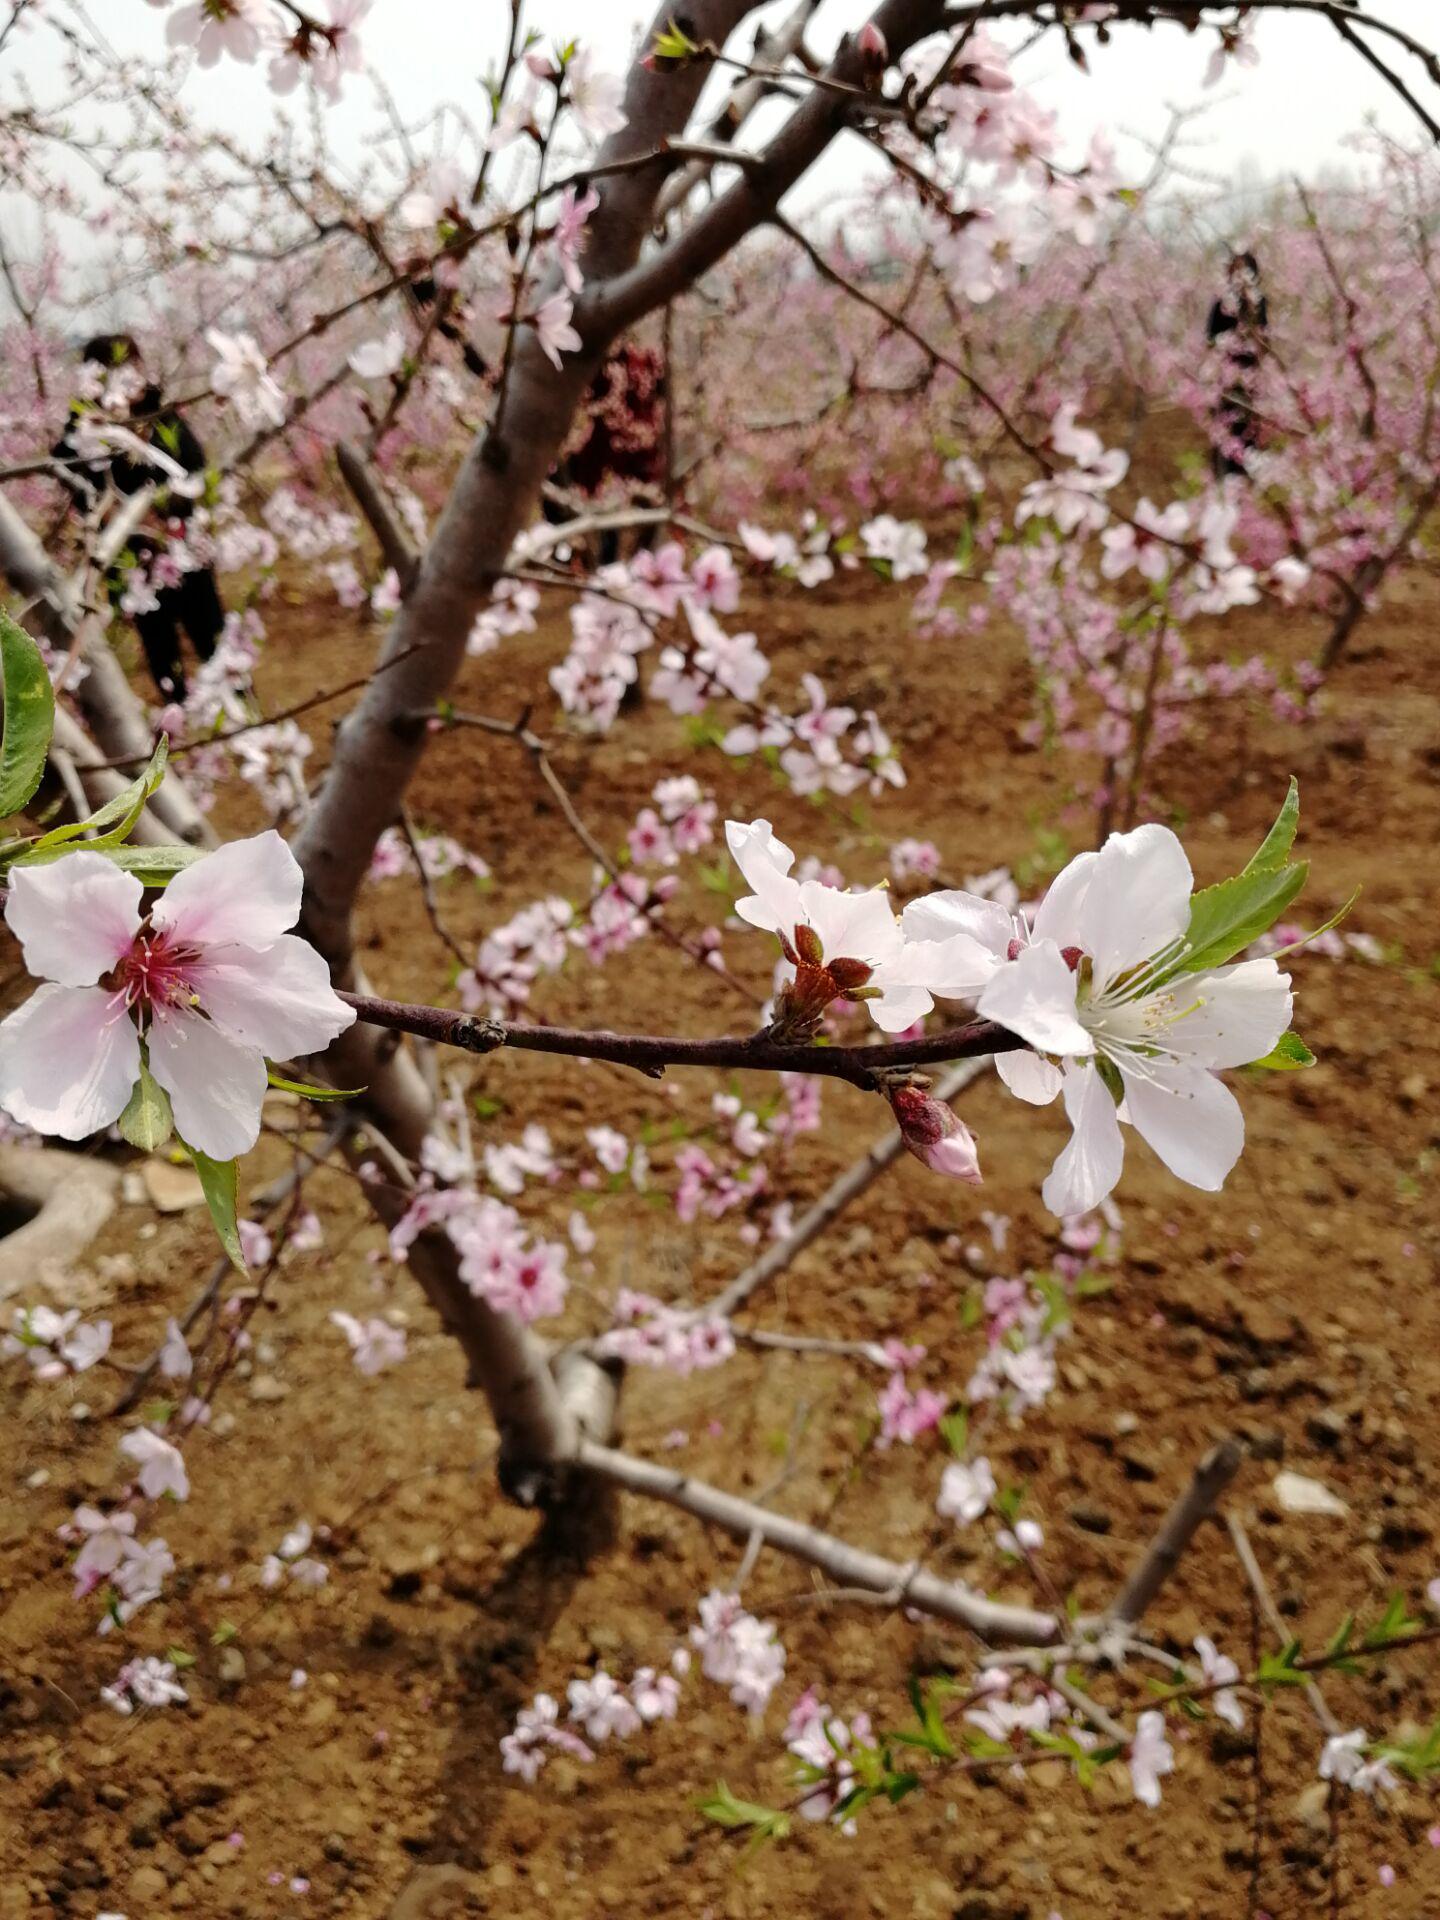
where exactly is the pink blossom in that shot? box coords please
[165,0,268,67]
[1128,1710,1174,1807]
[876,1372,947,1447]
[936,1457,996,1525]
[0,837,354,1160]
[119,1428,190,1503]
[566,47,628,141]
[206,328,286,428]
[330,1311,407,1375]
[532,291,582,370]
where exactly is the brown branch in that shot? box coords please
[338,991,1023,1090]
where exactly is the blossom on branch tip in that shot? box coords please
[0,834,355,1161]
[206,328,287,429]
[963,824,1292,1215]
[532,291,582,370]
[724,819,989,1037]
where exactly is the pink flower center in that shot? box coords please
[109,931,201,1018]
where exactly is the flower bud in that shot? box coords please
[792,922,825,968]
[888,1084,982,1185]
[857,22,889,70]
[827,955,874,992]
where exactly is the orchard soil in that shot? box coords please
[3,458,1440,1920]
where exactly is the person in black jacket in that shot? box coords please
[54,333,226,702]
[1206,251,1269,478]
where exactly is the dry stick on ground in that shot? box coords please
[573,1435,1060,1644]
[1228,1512,1346,1920]
[1227,1511,1342,1737]
[1107,1436,1246,1632]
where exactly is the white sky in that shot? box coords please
[14,1,1440,189]
[111,0,1440,189]
[5,0,1439,285]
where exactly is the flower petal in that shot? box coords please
[191,935,356,1059]
[1076,824,1192,987]
[901,891,1014,958]
[724,818,799,934]
[800,881,900,964]
[1030,849,1098,945]
[978,940,1094,1056]
[896,929,1004,1002]
[150,830,302,951]
[863,978,933,1034]
[1042,1063,1125,1215]
[996,1048,1064,1105]
[4,854,142,986]
[1120,1061,1244,1191]
[148,1008,267,1160]
[1171,957,1293,1068]
[0,984,139,1139]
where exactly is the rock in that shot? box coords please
[1273,1471,1348,1517]
[128,1863,170,1903]
[216,1646,247,1688]
[248,1374,288,1403]
[387,1863,487,1917]
[1120,1447,1160,1482]
[128,1792,169,1847]
[141,1157,206,1212]
[1305,1409,1347,1449]
[172,1772,228,1813]
[0,1146,121,1302]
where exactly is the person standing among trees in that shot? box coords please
[53,333,227,703]
[1206,249,1269,478]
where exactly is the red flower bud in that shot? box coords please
[888,1085,982,1185]
[827,955,874,992]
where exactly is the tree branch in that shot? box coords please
[337,991,1024,1090]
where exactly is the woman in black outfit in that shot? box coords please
[1206,250,1269,479]
[54,334,226,702]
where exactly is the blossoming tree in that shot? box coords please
[2,0,1439,1885]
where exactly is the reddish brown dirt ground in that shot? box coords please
[2,464,1439,1920]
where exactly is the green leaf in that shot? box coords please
[1250,1031,1316,1071]
[0,609,56,820]
[183,1142,246,1270]
[651,19,702,62]
[696,1782,790,1841]
[210,1619,240,1647]
[19,733,170,857]
[118,1059,174,1152]
[939,1408,969,1458]
[1174,860,1310,977]
[265,1071,364,1103]
[1241,778,1300,876]
[96,843,207,884]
